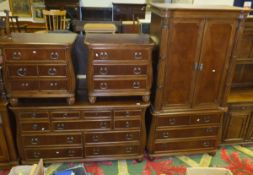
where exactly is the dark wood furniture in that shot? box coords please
[11,98,149,163]
[222,17,253,144]
[147,3,250,158]
[85,34,154,104]
[0,33,77,106]
[0,99,18,168]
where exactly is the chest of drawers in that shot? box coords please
[0,33,77,106]
[11,98,149,163]
[85,34,154,104]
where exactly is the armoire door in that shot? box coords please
[162,18,204,109]
[193,19,238,108]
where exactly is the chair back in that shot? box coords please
[43,10,67,31]
[9,16,24,32]
[0,10,10,36]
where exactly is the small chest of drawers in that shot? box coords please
[11,99,149,163]
[85,34,154,104]
[0,33,77,106]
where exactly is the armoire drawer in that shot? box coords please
[85,131,140,143]
[20,122,50,132]
[24,147,83,159]
[114,109,142,118]
[82,111,112,118]
[38,65,67,77]
[156,126,219,140]
[85,144,140,157]
[22,133,82,147]
[39,80,68,90]
[7,65,37,77]
[5,48,66,61]
[114,119,141,129]
[154,139,216,153]
[51,111,81,120]
[18,111,49,120]
[9,80,39,91]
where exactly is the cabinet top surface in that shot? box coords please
[84,34,154,46]
[151,3,250,12]
[0,33,77,46]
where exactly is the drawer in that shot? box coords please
[9,80,39,91]
[156,127,219,140]
[38,65,67,77]
[51,111,81,120]
[19,111,49,120]
[154,139,216,152]
[190,115,221,125]
[114,119,141,129]
[85,144,140,157]
[22,133,82,146]
[82,111,111,118]
[5,48,66,60]
[157,115,190,127]
[39,80,68,90]
[7,65,37,77]
[52,120,112,131]
[93,79,147,91]
[21,122,50,132]
[92,49,149,60]
[85,131,140,143]
[93,65,147,76]
[114,110,142,118]
[24,147,83,159]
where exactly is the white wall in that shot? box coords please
[194,0,234,6]
[81,0,146,7]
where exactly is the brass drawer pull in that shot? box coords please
[99,82,108,90]
[92,135,99,142]
[125,133,133,140]
[17,68,27,76]
[133,67,142,75]
[99,121,107,128]
[99,67,108,75]
[92,148,100,155]
[31,112,37,118]
[125,146,133,153]
[133,52,142,59]
[95,52,108,59]
[50,82,58,87]
[67,150,76,157]
[203,116,211,123]
[66,136,74,144]
[202,141,210,147]
[133,81,141,89]
[50,52,59,59]
[162,132,169,138]
[125,121,130,128]
[206,128,214,133]
[32,50,37,54]
[56,123,65,130]
[48,67,57,76]
[125,111,130,116]
[31,137,39,145]
[168,118,176,125]
[33,151,41,158]
[21,82,29,87]
[32,124,39,130]
[12,51,22,59]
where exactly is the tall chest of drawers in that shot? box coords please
[0,33,77,106]
[85,34,154,104]
[11,98,149,163]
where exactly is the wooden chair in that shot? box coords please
[9,16,27,33]
[43,9,68,32]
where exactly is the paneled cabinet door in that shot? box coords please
[0,127,9,162]
[223,110,251,143]
[193,19,237,108]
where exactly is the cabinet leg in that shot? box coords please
[88,96,96,104]
[142,95,150,102]
[10,98,18,106]
[67,97,75,105]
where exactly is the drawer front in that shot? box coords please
[52,120,111,131]
[82,111,112,118]
[156,127,219,140]
[24,147,83,159]
[114,110,142,118]
[51,111,81,120]
[21,122,50,132]
[7,65,37,77]
[22,134,82,146]
[157,116,190,127]
[9,80,39,91]
[190,115,221,125]
[39,80,68,90]
[85,144,140,157]
[5,48,66,60]
[92,49,149,60]
[114,119,141,129]
[93,65,147,76]
[19,111,49,120]
[85,131,140,143]
[38,65,67,77]
[155,139,216,152]
[93,80,147,91]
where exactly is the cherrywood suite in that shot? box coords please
[146,3,250,158]
[222,17,253,144]
[0,33,77,106]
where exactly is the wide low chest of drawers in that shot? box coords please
[0,33,77,106]
[85,34,154,104]
[10,98,149,163]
